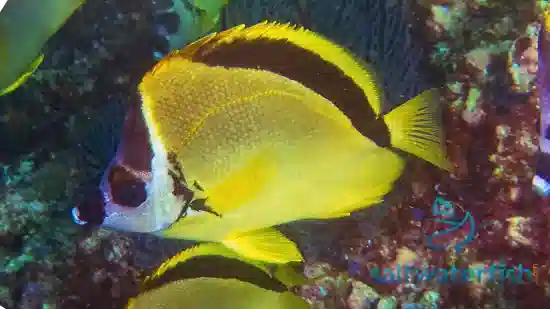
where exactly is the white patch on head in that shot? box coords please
[100,152,185,232]
[100,96,187,233]
[145,129,186,230]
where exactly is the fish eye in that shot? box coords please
[107,165,147,208]
[72,187,107,226]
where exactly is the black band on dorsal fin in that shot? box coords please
[179,22,392,145]
[141,255,287,293]
[195,37,392,146]
[197,37,376,120]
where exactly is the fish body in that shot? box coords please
[0,0,84,95]
[73,22,450,264]
[535,10,550,196]
[126,242,309,309]
[141,59,403,238]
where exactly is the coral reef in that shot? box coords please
[338,95,543,308]
[299,1,548,308]
[0,152,189,308]
[285,1,549,308]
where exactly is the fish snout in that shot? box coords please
[72,187,107,226]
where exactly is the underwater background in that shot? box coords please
[0,0,546,308]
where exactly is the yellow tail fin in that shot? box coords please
[222,228,304,264]
[383,88,452,171]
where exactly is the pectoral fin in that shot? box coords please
[222,228,303,264]
[207,150,277,214]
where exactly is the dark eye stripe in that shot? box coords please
[108,165,147,208]
[118,103,153,173]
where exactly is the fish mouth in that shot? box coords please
[71,186,107,227]
[71,207,87,226]
[70,192,174,233]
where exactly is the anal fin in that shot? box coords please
[222,227,303,264]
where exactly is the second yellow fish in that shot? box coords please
[72,21,451,264]
[0,0,85,96]
[126,242,309,309]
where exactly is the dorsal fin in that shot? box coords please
[156,21,384,130]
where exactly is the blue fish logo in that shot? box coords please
[424,197,476,253]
